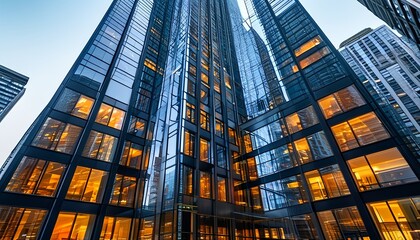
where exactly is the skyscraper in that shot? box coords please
[0,65,28,122]
[357,0,420,47]
[0,0,419,239]
[340,25,420,143]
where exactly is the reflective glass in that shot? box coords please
[51,212,95,240]
[0,206,47,240]
[66,166,108,203]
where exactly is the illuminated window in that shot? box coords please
[224,72,232,89]
[128,116,147,138]
[66,166,108,203]
[285,106,319,134]
[299,47,330,69]
[218,219,230,239]
[182,166,193,195]
[200,138,211,163]
[199,216,214,239]
[100,217,132,240]
[201,72,209,87]
[144,58,157,71]
[244,134,253,153]
[217,177,227,202]
[185,102,196,123]
[368,197,420,240]
[110,174,137,207]
[215,119,224,138]
[95,103,126,130]
[32,118,82,154]
[305,165,349,201]
[317,206,367,240]
[251,187,262,210]
[183,130,195,157]
[293,138,313,164]
[294,36,322,57]
[291,215,319,239]
[331,112,390,151]
[201,86,209,105]
[54,88,94,119]
[120,141,143,169]
[200,171,212,199]
[82,130,118,162]
[318,85,366,119]
[6,157,65,197]
[348,148,417,191]
[247,158,258,181]
[140,217,154,239]
[51,212,95,240]
[228,128,238,145]
[0,206,47,239]
[200,110,210,131]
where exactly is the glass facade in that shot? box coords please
[0,0,419,239]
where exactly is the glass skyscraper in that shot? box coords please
[0,65,28,122]
[0,0,419,239]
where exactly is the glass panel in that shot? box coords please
[0,206,47,240]
[319,165,350,197]
[6,157,66,197]
[216,145,227,169]
[294,36,322,57]
[347,157,380,191]
[307,131,333,160]
[95,103,126,130]
[54,88,94,119]
[293,138,313,164]
[66,166,108,203]
[128,116,147,137]
[183,131,195,157]
[305,170,327,201]
[96,103,113,125]
[185,102,196,123]
[51,212,95,240]
[110,174,137,207]
[200,171,211,199]
[100,217,132,240]
[200,138,210,163]
[317,211,341,240]
[82,131,118,162]
[335,85,366,112]
[32,118,82,154]
[299,47,330,69]
[318,94,342,119]
[200,110,210,131]
[331,122,359,151]
[348,112,389,146]
[291,215,319,239]
[366,148,417,187]
[217,177,227,202]
[215,119,224,138]
[120,141,143,169]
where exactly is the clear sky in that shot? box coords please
[0,0,388,164]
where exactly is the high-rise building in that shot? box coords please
[0,65,29,122]
[0,0,419,239]
[357,0,420,47]
[340,25,420,143]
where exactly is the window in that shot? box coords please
[0,206,47,240]
[368,197,420,240]
[95,103,126,130]
[347,148,417,191]
[285,106,319,134]
[200,138,211,163]
[185,102,196,123]
[228,128,238,145]
[305,164,350,201]
[183,130,195,157]
[51,212,95,240]
[318,85,366,119]
[82,130,118,162]
[294,36,322,57]
[100,217,132,240]
[128,116,147,137]
[54,88,94,119]
[200,110,210,131]
[201,86,209,105]
[291,215,319,239]
[66,166,108,203]
[32,118,82,154]
[331,112,390,151]
[182,166,194,195]
[201,72,209,87]
[217,177,227,202]
[200,171,212,199]
[306,131,333,160]
[317,206,368,240]
[293,138,313,164]
[6,157,66,197]
[120,141,143,169]
[110,174,137,207]
[140,218,154,239]
[216,145,227,169]
[215,119,224,138]
[299,46,330,69]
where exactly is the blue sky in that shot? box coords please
[0,0,386,163]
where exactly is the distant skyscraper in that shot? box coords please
[0,0,420,239]
[0,65,28,122]
[357,0,420,47]
[340,25,420,143]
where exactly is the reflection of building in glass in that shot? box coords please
[340,25,420,142]
[0,65,28,122]
[0,0,420,239]
[357,0,420,47]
